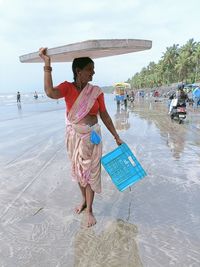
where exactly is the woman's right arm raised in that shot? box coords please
[39,47,61,99]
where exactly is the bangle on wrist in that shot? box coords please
[44,66,52,72]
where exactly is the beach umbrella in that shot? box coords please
[193,87,200,98]
[185,83,197,88]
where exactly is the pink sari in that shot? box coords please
[66,83,103,193]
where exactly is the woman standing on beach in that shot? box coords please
[39,48,123,227]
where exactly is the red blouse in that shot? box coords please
[56,81,106,115]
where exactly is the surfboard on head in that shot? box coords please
[19,39,152,63]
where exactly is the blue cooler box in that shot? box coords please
[101,143,146,191]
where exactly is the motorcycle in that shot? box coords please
[170,101,187,124]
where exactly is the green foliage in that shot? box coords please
[127,39,200,89]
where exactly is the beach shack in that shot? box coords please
[114,82,131,105]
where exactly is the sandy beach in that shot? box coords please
[0,95,200,267]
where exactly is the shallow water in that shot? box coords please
[0,96,200,266]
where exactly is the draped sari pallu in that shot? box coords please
[66,84,103,193]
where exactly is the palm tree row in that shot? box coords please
[127,38,200,89]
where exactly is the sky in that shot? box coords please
[0,0,200,93]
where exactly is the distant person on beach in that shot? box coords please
[34,91,38,99]
[17,91,21,103]
[177,87,188,106]
[130,90,135,104]
[124,91,128,107]
[39,47,123,227]
[168,92,176,114]
[187,90,193,106]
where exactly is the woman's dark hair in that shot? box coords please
[72,57,94,81]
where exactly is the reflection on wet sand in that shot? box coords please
[74,219,143,267]
[114,105,130,130]
[166,122,187,159]
[17,102,22,110]
[132,100,188,159]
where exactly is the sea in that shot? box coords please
[0,92,66,121]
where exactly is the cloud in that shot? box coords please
[0,0,200,92]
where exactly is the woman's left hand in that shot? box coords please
[115,136,123,146]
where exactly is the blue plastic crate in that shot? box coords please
[101,143,147,191]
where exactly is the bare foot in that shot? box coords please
[75,202,87,214]
[86,212,96,227]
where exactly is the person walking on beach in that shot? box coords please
[34,91,38,99]
[124,91,128,107]
[39,47,123,227]
[17,91,21,103]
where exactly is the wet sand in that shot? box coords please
[0,96,200,267]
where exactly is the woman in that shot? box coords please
[39,48,123,227]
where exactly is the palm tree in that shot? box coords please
[128,38,200,89]
[176,39,196,82]
[193,42,200,82]
[161,44,179,83]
